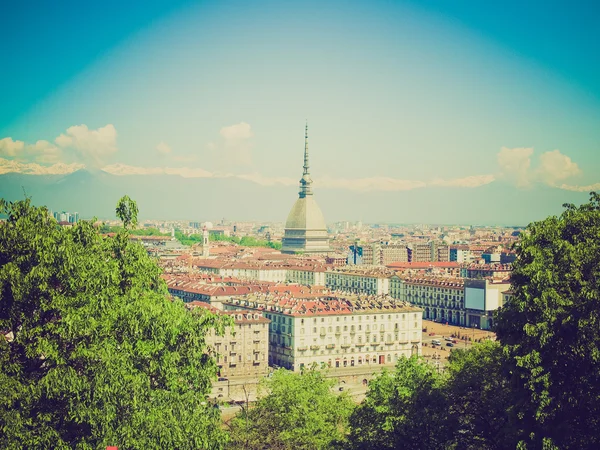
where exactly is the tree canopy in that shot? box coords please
[346,356,450,450]
[0,197,229,449]
[227,369,354,450]
[494,192,600,449]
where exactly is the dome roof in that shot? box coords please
[285,196,327,230]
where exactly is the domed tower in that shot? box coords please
[281,123,330,254]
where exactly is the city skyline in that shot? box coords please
[1,0,599,224]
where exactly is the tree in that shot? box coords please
[227,369,354,450]
[0,197,230,449]
[494,192,600,449]
[444,341,521,450]
[346,356,450,450]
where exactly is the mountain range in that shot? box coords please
[0,170,591,225]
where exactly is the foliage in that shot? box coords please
[0,197,230,449]
[494,192,600,449]
[346,356,450,450]
[445,341,521,450]
[174,230,281,250]
[227,369,354,450]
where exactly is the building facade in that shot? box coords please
[390,275,466,326]
[464,278,511,330]
[325,268,392,295]
[189,303,270,377]
[225,295,422,372]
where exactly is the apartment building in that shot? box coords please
[286,262,327,286]
[194,259,288,283]
[325,267,393,295]
[190,302,270,377]
[460,263,512,279]
[224,295,422,372]
[390,275,466,326]
[407,241,450,263]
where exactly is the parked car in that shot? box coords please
[431,339,441,346]
[218,377,228,381]
[444,337,452,341]
[428,332,436,336]
[452,339,458,344]
[446,343,454,347]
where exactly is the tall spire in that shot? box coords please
[299,121,313,198]
[303,121,309,175]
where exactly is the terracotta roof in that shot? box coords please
[387,262,459,269]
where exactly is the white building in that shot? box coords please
[325,268,393,295]
[224,295,422,372]
[464,278,511,330]
[286,263,327,286]
[390,275,466,326]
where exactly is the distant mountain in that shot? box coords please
[0,170,591,224]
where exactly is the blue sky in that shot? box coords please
[1,0,599,222]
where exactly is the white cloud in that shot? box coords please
[102,163,213,178]
[210,122,254,167]
[55,124,117,167]
[536,149,581,185]
[497,147,534,187]
[0,138,25,157]
[172,154,198,163]
[558,182,600,193]
[430,174,496,188]
[0,157,83,175]
[237,172,297,187]
[496,146,588,190]
[26,140,62,164]
[156,141,172,155]
[220,122,253,140]
[316,177,427,192]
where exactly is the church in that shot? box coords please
[281,124,330,255]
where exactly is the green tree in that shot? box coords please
[0,197,229,449]
[227,369,354,450]
[346,356,450,450]
[494,192,600,449]
[444,341,521,450]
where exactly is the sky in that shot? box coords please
[1,0,599,222]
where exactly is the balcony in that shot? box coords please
[310,345,320,351]
[326,344,335,349]
[335,331,341,336]
[349,330,356,335]
[297,346,308,352]
[385,341,394,346]
[341,344,351,349]
[355,343,365,347]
